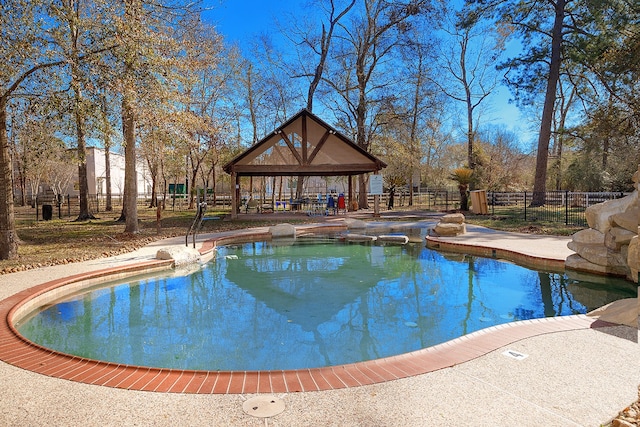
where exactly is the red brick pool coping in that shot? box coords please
[0,228,616,394]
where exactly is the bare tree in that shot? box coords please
[327,0,427,208]
[437,6,505,176]
[0,1,68,259]
[549,76,576,190]
[398,27,440,205]
[530,0,566,205]
[476,0,569,205]
[8,98,61,207]
[281,0,356,199]
[295,0,357,111]
[53,0,98,220]
[98,90,117,211]
[110,0,201,231]
[45,149,77,202]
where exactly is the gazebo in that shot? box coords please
[223,109,387,219]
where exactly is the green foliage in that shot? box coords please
[450,167,473,210]
[564,154,605,191]
[450,167,474,186]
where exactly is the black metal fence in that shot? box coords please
[372,189,629,227]
[15,193,235,221]
[25,194,127,221]
[487,191,629,227]
[15,190,631,227]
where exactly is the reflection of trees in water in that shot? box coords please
[128,282,143,365]
[516,273,580,320]
[22,240,636,370]
[538,272,555,318]
[366,248,449,353]
[542,273,580,316]
[461,256,476,335]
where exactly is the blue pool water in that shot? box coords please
[17,238,637,371]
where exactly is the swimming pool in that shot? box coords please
[16,237,636,371]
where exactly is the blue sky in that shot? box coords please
[203,0,300,43]
[202,0,534,149]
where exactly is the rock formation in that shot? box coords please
[566,165,640,282]
[269,223,296,238]
[156,246,201,266]
[434,213,466,236]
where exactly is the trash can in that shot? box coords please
[42,204,53,221]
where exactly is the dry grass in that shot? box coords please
[1,206,319,274]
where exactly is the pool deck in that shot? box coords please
[0,213,638,426]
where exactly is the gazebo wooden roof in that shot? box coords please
[223,109,387,177]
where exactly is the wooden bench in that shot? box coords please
[243,200,274,214]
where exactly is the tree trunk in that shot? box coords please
[211,164,218,208]
[295,178,304,200]
[188,161,199,210]
[146,156,158,208]
[531,0,565,206]
[101,96,113,212]
[356,102,369,209]
[358,174,368,209]
[8,124,26,207]
[122,95,138,233]
[554,135,563,190]
[300,2,355,203]
[75,104,94,220]
[459,184,469,211]
[0,99,19,259]
[149,173,157,208]
[466,83,475,182]
[68,2,94,222]
[105,147,112,211]
[161,176,167,210]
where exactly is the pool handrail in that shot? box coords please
[186,201,207,248]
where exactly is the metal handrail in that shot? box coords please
[186,202,207,248]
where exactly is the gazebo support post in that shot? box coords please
[348,175,354,211]
[231,172,240,219]
[372,172,381,217]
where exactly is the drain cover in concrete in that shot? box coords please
[242,395,285,418]
[502,349,528,360]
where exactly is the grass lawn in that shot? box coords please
[0,206,322,274]
[464,213,584,236]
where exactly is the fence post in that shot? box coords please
[565,190,569,225]
[67,194,71,217]
[491,192,494,215]
[524,191,527,221]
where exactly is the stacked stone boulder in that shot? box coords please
[566,165,640,282]
[434,213,466,236]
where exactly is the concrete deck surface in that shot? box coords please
[0,217,638,426]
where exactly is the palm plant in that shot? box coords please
[450,167,474,211]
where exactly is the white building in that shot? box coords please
[84,146,151,197]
